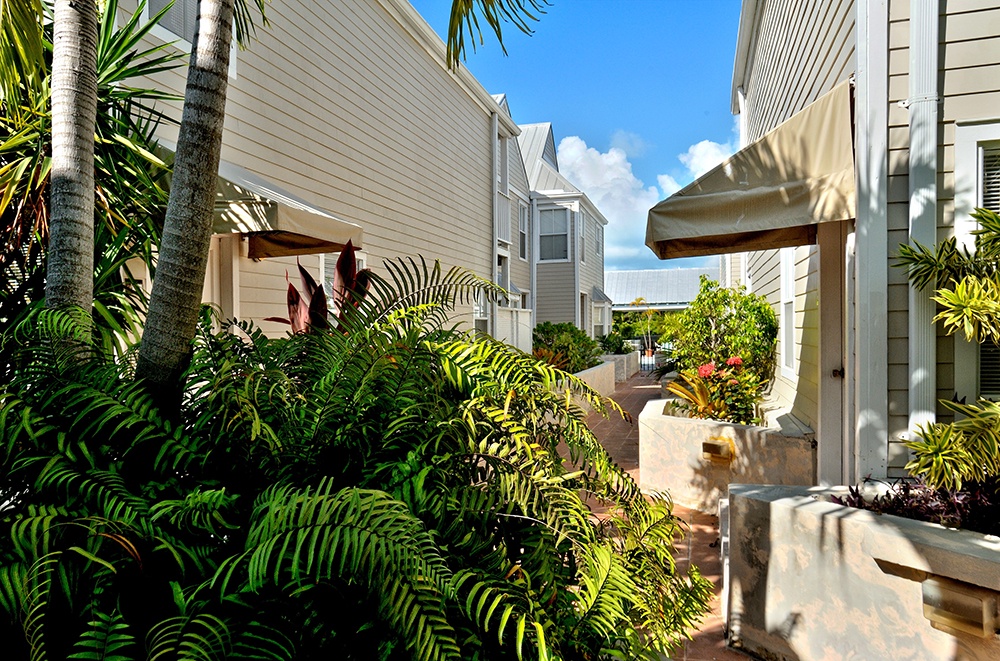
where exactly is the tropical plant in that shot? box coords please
[598,331,632,355]
[896,208,1000,490]
[1,0,178,359]
[0,258,711,660]
[532,321,603,374]
[664,277,777,385]
[665,356,761,425]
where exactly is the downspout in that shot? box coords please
[491,112,499,337]
[854,0,890,478]
[907,0,939,435]
[530,194,538,329]
[574,205,581,329]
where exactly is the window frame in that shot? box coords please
[954,121,1000,401]
[538,206,570,262]
[518,201,529,261]
[780,246,796,379]
[143,0,239,77]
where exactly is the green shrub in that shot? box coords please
[665,356,762,425]
[665,277,777,385]
[0,260,711,661]
[532,321,603,373]
[897,209,1000,491]
[598,332,633,355]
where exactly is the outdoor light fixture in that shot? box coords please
[921,576,999,638]
[702,438,733,462]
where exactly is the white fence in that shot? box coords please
[494,307,532,353]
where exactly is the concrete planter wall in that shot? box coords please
[601,352,639,383]
[726,485,1000,660]
[574,361,616,399]
[638,401,814,513]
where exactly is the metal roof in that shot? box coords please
[604,267,720,308]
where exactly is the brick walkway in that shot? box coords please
[586,372,750,661]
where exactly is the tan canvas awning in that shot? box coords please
[646,80,855,260]
[214,160,363,259]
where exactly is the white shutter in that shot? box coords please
[979,146,1000,397]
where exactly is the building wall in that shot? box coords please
[740,0,856,143]
[578,212,604,313]
[535,262,577,325]
[884,0,1000,474]
[508,138,532,300]
[736,0,856,429]
[122,0,498,333]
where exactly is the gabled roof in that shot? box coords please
[517,123,560,188]
[604,267,719,309]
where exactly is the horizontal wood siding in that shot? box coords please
[736,0,855,430]
[122,0,495,330]
[535,262,576,325]
[886,0,1000,474]
[741,0,856,143]
[579,216,603,305]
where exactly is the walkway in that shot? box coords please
[586,372,749,661]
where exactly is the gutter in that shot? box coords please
[906,0,939,435]
[731,0,760,114]
[491,112,499,336]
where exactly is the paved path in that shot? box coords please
[586,372,750,661]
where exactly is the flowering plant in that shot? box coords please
[665,356,761,425]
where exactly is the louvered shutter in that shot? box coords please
[979,146,1000,398]
[150,0,197,42]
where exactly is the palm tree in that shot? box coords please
[46,0,99,316]
[136,0,242,401]
[134,0,545,405]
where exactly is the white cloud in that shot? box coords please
[678,138,737,178]
[556,126,737,270]
[557,136,662,270]
[609,130,649,157]
[657,174,681,196]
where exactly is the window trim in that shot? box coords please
[538,206,571,263]
[143,0,239,78]
[518,201,529,261]
[954,121,1000,401]
[780,246,796,380]
[579,212,586,264]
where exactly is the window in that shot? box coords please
[955,123,1000,401]
[150,0,197,43]
[518,202,529,260]
[539,208,569,261]
[473,291,489,334]
[596,224,603,257]
[780,247,796,377]
[579,212,586,263]
[593,304,606,338]
[979,146,1000,397]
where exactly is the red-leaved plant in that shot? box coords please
[266,240,371,333]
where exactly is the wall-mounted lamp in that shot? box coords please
[922,576,999,638]
[702,438,734,462]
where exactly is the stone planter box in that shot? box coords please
[638,401,814,513]
[726,485,1000,661]
[601,351,639,383]
[574,360,616,399]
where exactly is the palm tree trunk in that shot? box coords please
[137,0,235,404]
[47,0,98,315]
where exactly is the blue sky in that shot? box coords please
[409,0,743,270]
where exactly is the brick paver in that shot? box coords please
[587,372,750,661]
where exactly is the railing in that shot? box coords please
[495,191,511,244]
[494,307,531,353]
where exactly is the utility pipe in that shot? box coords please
[907,0,939,435]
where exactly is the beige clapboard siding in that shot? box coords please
[885,0,1000,468]
[120,0,496,334]
[579,218,603,304]
[508,191,531,294]
[742,0,855,143]
[736,0,854,429]
[535,263,576,324]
